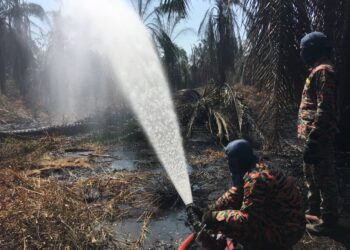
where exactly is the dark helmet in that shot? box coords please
[300,31,332,66]
[225,139,257,186]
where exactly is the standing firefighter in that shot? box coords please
[187,139,305,250]
[298,31,339,234]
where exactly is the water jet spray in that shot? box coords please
[53,0,193,205]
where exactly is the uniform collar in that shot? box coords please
[309,57,332,72]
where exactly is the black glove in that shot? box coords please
[186,204,204,232]
[202,210,216,228]
[187,204,204,218]
[196,228,226,250]
[186,204,202,221]
[303,140,321,164]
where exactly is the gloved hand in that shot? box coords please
[187,204,204,219]
[196,228,226,250]
[202,210,217,228]
[186,204,202,221]
[303,140,321,164]
[186,204,204,232]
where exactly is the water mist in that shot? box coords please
[53,0,193,205]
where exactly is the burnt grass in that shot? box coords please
[186,131,350,250]
[0,118,349,249]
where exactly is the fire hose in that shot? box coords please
[181,203,235,250]
[177,233,195,250]
[177,233,234,250]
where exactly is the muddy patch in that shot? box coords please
[29,146,163,180]
[112,209,191,248]
[110,150,138,171]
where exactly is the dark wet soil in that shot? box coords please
[2,121,350,249]
[111,209,191,249]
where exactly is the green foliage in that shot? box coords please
[0,0,46,96]
[241,0,350,147]
[147,13,192,89]
[190,0,241,87]
[129,1,191,89]
[129,0,155,22]
[158,0,189,17]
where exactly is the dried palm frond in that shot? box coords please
[184,84,240,145]
[242,0,310,148]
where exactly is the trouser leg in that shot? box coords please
[317,143,339,219]
[303,162,321,215]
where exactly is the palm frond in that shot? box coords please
[147,12,192,90]
[158,0,189,18]
[243,0,310,147]
[22,3,46,21]
[194,0,241,85]
[198,8,211,37]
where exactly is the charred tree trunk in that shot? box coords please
[217,3,226,85]
[337,1,350,151]
[0,33,5,93]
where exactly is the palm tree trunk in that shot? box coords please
[338,0,350,150]
[0,25,5,93]
[324,0,336,39]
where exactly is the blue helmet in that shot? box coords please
[225,139,257,186]
[300,31,332,65]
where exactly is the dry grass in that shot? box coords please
[0,168,113,249]
[0,94,36,125]
[0,166,179,249]
[188,148,226,167]
[232,84,267,114]
[0,134,180,249]
[132,212,153,250]
[0,136,65,169]
[27,157,92,176]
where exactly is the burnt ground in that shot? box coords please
[0,69,349,250]
[186,129,350,250]
[0,114,349,249]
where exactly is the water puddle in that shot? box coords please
[110,149,138,171]
[34,146,165,181]
[113,209,191,248]
[187,130,214,145]
[64,150,93,157]
[63,148,142,172]
[111,160,137,171]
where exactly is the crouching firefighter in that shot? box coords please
[186,139,306,250]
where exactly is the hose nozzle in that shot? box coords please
[186,203,204,233]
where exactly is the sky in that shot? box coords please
[29,0,241,55]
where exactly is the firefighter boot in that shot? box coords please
[306,213,338,235]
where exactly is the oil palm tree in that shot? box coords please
[148,13,192,90]
[338,1,350,150]
[309,0,350,149]
[0,0,46,96]
[130,0,156,23]
[0,1,8,92]
[162,0,350,149]
[130,0,191,90]
[158,0,189,17]
[198,0,240,85]
[242,0,310,147]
